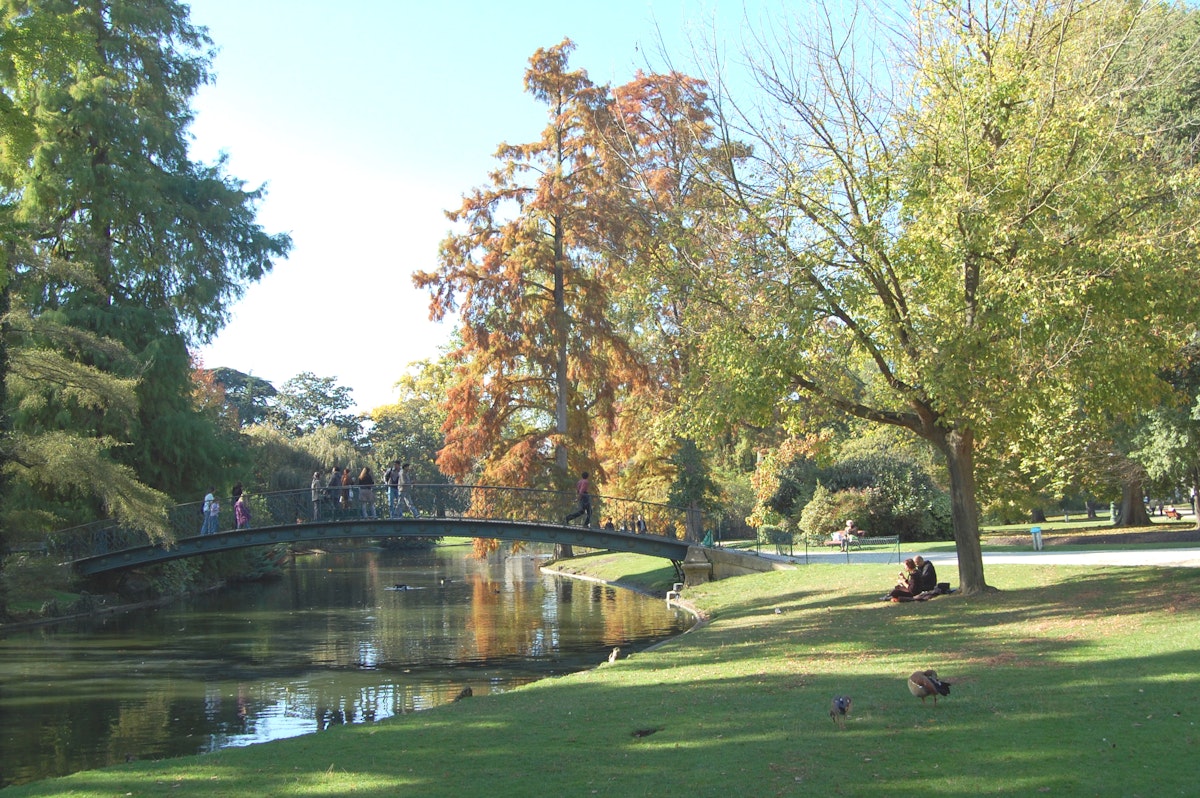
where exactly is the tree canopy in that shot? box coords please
[631,0,1200,593]
[415,40,649,493]
[0,0,290,562]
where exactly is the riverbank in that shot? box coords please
[5,551,1199,796]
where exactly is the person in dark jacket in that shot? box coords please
[911,556,937,593]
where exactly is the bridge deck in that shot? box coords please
[71,518,692,576]
[52,484,697,576]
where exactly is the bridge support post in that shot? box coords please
[682,547,714,586]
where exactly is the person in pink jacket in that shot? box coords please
[234,494,251,529]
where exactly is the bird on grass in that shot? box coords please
[829,695,852,729]
[908,670,951,704]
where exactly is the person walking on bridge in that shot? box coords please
[200,488,218,535]
[326,466,342,518]
[311,472,322,520]
[358,466,376,518]
[564,471,592,527]
[398,463,419,518]
[235,493,251,530]
[385,460,401,518]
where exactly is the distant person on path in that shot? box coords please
[311,472,323,520]
[636,515,647,534]
[385,460,401,518]
[201,488,218,535]
[235,493,251,529]
[358,466,376,518]
[398,463,419,518]
[564,471,592,527]
[231,481,244,507]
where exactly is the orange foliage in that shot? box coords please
[189,354,237,431]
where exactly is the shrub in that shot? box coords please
[754,445,954,543]
[757,525,794,553]
[800,484,874,541]
[798,484,839,543]
[823,455,952,541]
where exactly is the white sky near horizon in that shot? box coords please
[187,0,781,413]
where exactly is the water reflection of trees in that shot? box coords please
[0,548,685,787]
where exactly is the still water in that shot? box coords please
[0,545,688,788]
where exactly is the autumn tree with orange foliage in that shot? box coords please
[416,42,743,551]
[415,40,650,542]
[588,70,742,536]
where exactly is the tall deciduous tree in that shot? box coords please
[1132,339,1200,529]
[368,359,451,477]
[415,40,645,501]
[271,372,360,442]
[209,367,277,428]
[592,70,740,515]
[661,1,1200,594]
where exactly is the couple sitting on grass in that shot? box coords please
[883,555,947,602]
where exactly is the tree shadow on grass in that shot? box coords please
[11,567,1200,797]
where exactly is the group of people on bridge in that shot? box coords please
[310,461,418,521]
[196,468,653,538]
[200,482,251,535]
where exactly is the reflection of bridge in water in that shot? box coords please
[51,484,695,577]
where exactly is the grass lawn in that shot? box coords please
[5,555,1199,797]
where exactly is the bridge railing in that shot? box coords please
[46,484,692,562]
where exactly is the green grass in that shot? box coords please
[981,516,1194,534]
[5,558,1200,797]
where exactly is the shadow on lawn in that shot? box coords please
[626,567,1200,680]
[11,568,1200,797]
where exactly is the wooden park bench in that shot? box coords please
[800,533,901,564]
[845,534,901,563]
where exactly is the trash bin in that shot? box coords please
[1030,525,1043,551]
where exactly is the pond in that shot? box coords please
[0,545,688,787]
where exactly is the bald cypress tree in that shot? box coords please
[0,0,290,562]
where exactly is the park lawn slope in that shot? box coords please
[5,559,1199,797]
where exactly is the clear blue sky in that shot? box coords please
[188,0,776,412]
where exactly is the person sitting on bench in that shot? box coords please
[839,519,859,552]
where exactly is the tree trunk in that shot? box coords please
[0,275,9,617]
[1115,480,1151,527]
[940,428,990,595]
[552,212,569,476]
[685,503,703,543]
[1192,478,1200,532]
[551,212,572,560]
[1030,508,1047,523]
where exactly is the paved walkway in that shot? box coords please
[759,546,1200,568]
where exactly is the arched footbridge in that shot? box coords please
[50,484,697,578]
